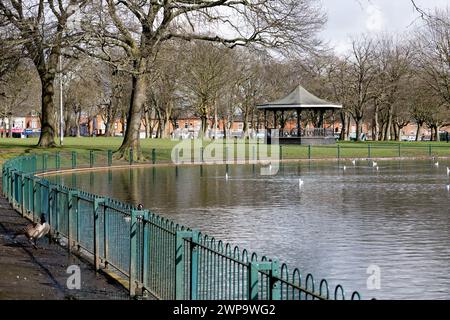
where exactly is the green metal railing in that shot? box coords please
[1,151,362,300]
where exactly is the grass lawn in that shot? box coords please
[1,137,450,167]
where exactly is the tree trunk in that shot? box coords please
[117,59,147,160]
[37,73,57,147]
[243,110,249,139]
[104,120,113,137]
[415,123,422,141]
[200,114,208,138]
[339,112,347,141]
[213,102,218,139]
[161,115,171,139]
[384,107,393,141]
[373,103,380,141]
[144,110,151,138]
[355,117,363,142]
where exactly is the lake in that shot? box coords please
[48,159,450,299]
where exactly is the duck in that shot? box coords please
[13,214,50,249]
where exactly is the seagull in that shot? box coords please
[343,165,347,171]
[225,172,229,181]
[351,160,356,166]
[299,178,304,188]
[447,167,450,175]
[376,166,379,171]
[446,184,450,192]
[269,164,272,171]
[12,214,50,249]
[434,161,439,167]
[372,161,378,167]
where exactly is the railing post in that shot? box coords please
[76,192,81,249]
[248,262,259,300]
[48,184,57,244]
[32,177,39,223]
[72,151,77,169]
[428,144,432,157]
[11,170,17,206]
[129,148,134,165]
[190,230,200,300]
[175,230,193,300]
[43,154,48,172]
[142,210,150,290]
[308,145,312,160]
[174,148,179,164]
[56,152,60,170]
[152,148,156,164]
[247,261,272,300]
[270,260,281,300]
[107,150,113,167]
[90,150,94,168]
[20,173,26,216]
[337,145,341,160]
[129,209,144,296]
[31,154,37,173]
[68,191,78,253]
[93,197,105,271]
[368,144,372,159]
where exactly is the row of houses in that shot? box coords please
[0,112,447,141]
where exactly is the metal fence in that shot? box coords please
[2,152,362,300]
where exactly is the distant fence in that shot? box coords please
[1,152,364,300]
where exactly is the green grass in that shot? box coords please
[1,137,450,167]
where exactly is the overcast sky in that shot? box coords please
[320,0,449,54]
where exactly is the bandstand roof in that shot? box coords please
[257,84,342,110]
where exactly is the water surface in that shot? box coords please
[49,160,450,299]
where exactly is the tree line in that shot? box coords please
[0,1,448,159]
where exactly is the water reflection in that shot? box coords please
[49,160,450,299]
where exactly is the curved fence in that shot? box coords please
[1,152,362,300]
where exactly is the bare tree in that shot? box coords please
[79,0,326,159]
[63,58,104,136]
[0,0,88,147]
[0,60,40,137]
[372,36,412,141]
[0,16,21,82]
[345,37,377,141]
[413,8,450,108]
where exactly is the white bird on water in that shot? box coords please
[434,161,439,167]
[376,166,379,171]
[446,184,450,192]
[446,167,449,175]
[299,178,304,188]
[269,164,272,171]
[225,172,229,181]
[352,160,356,166]
[343,165,347,171]
[372,161,378,167]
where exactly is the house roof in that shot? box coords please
[257,84,342,110]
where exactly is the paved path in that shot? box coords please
[0,184,130,300]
